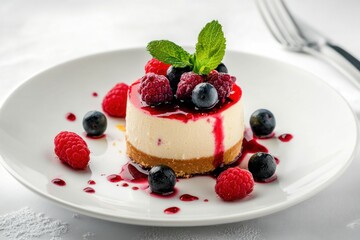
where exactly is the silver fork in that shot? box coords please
[256,0,360,89]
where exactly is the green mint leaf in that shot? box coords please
[147,40,193,68]
[194,20,226,75]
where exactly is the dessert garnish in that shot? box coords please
[148,165,177,195]
[143,20,236,110]
[82,110,107,137]
[248,152,277,182]
[102,82,129,117]
[250,109,276,138]
[215,167,254,201]
[54,131,90,169]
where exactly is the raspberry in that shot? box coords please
[145,58,171,76]
[54,131,90,169]
[139,73,173,105]
[102,83,128,118]
[206,71,235,103]
[215,167,254,201]
[176,72,204,100]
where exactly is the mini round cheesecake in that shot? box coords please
[125,80,244,177]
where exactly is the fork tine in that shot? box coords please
[256,0,307,51]
[255,0,289,47]
[273,0,307,46]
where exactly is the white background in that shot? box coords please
[1,0,360,239]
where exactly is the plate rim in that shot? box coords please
[0,48,359,227]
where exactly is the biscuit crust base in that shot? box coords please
[126,139,243,177]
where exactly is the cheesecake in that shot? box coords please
[126,79,244,177]
[125,20,244,177]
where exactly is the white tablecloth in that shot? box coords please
[1,0,360,239]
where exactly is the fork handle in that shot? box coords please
[326,43,360,72]
[309,43,360,89]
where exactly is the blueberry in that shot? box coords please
[248,152,276,181]
[250,109,276,137]
[166,66,191,93]
[191,83,218,109]
[148,165,176,194]
[82,110,107,136]
[216,62,228,73]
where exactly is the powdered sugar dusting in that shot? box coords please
[220,224,263,240]
[0,207,68,240]
[83,231,96,240]
[347,218,360,229]
[136,224,262,240]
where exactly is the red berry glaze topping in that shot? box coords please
[139,73,173,105]
[176,72,204,100]
[145,58,171,76]
[54,131,90,169]
[215,167,254,201]
[102,83,129,118]
[207,71,235,103]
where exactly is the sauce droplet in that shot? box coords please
[179,194,199,202]
[83,187,95,193]
[52,178,66,186]
[164,207,180,214]
[88,180,96,185]
[278,133,293,142]
[107,174,123,183]
[66,113,76,121]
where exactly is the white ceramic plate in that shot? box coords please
[0,48,358,226]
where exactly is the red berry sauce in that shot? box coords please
[83,187,95,193]
[85,133,106,140]
[164,207,180,214]
[212,115,224,168]
[278,133,293,142]
[238,138,268,162]
[92,92,98,97]
[128,80,242,123]
[274,156,280,164]
[88,180,96,185]
[107,174,123,183]
[150,188,178,199]
[255,174,278,183]
[179,194,199,202]
[119,162,148,184]
[52,178,66,186]
[66,113,76,121]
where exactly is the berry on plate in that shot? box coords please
[176,72,204,100]
[139,73,173,105]
[215,167,254,201]
[145,58,171,76]
[82,110,107,137]
[54,131,90,169]
[148,165,176,195]
[191,82,218,109]
[102,83,129,118]
[248,152,277,181]
[249,109,276,137]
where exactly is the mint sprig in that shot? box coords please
[146,40,193,68]
[146,20,226,75]
[194,20,226,75]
